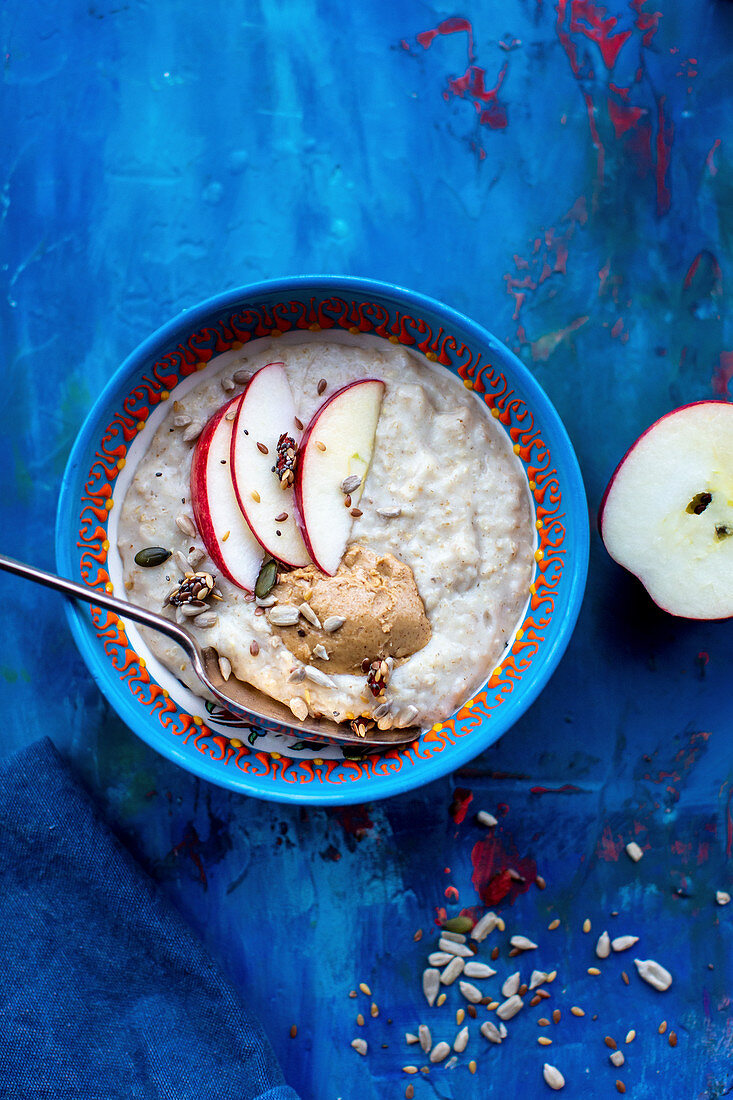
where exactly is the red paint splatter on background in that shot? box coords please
[416,15,474,60]
[655,95,673,215]
[170,823,208,888]
[712,351,733,398]
[608,84,645,138]
[597,823,625,861]
[334,804,374,840]
[631,0,662,47]
[449,787,474,824]
[569,0,632,69]
[470,834,537,907]
[445,885,460,901]
[726,789,733,858]
[529,784,584,796]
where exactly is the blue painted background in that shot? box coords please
[1,1,732,1096]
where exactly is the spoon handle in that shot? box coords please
[0,553,198,659]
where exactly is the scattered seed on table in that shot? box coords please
[405,1033,419,1044]
[480,1020,503,1044]
[616,1081,626,1094]
[443,916,474,935]
[502,972,520,998]
[471,911,501,942]
[537,989,551,1000]
[440,930,467,944]
[635,958,673,991]
[625,1030,636,1044]
[405,1087,414,1100]
[456,1008,465,1025]
[487,1001,499,1010]
[356,1014,364,1026]
[530,995,542,1007]
[536,875,547,890]
[669,1031,678,1047]
[418,1024,432,1053]
[351,1038,367,1055]
[588,967,601,976]
[289,1024,297,1038]
[538,1018,551,1027]
[468,1060,477,1074]
[423,968,440,1006]
[543,1063,565,1090]
[605,1036,617,1050]
[716,890,731,905]
[464,961,495,979]
[428,952,452,967]
[218,655,232,681]
[626,841,643,862]
[491,946,500,961]
[610,1051,625,1067]
[510,935,537,951]
[454,1026,469,1053]
[530,970,549,989]
[658,1021,667,1035]
[436,992,447,1007]
[467,1005,477,1019]
[477,810,498,827]
[413,929,422,942]
[553,1009,561,1024]
[439,938,472,957]
[349,990,357,998]
[596,931,611,958]
[317,378,327,395]
[402,1066,418,1075]
[583,918,592,933]
[459,981,483,1004]
[538,1036,553,1046]
[621,971,630,985]
[430,1042,450,1064]
[548,919,561,931]
[571,1007,585,1017]
[496,995,524,1020]
[547,971,557,983]
[370,1003,378,1018]
[612,935,639,952]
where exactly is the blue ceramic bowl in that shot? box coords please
[56,276,588,804]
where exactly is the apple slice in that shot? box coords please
[190,394,264,591]
[293,378,385,576]
[230,361,311,567]
[599,400,733,619]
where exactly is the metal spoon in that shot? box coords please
[0,553,418,750]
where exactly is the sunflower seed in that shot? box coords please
[428,952,452,967]
[373,701,391,719]
[299,602,322,628]
[459,981,483,1004]
[453,1026,469,1053]
[323,615,346,633]
[377,506,402,518]
[530,970,549,990]
[625,1030,636,1044]
[543,1064,565,1090]
[477,810,498,827]
[464,962,495,979]
[269,606,301,627]
[312,643,329,661]
[439,938,472,958]
[289,697,308,722]
[176,514,197,537]
[288,667,306,683]
[405,1032,419,1044]
[194,612,218,628]
[179,601,209,617]
[510,935,537,951]
[502,972,520,998]
[187,547,206,568]
[716,890,731,905]
[182,421,203,443]
[350,1038,367,1055]
[610,1051,625,1067]
[225,410,236,421]
[626,841,644,862]
[496,995,524,1020]
[418,1024,431,1053]
[256,595,277,607]
[341,474,362,495]
[173,550,191,575]
[402,1066,418,1075]
[403,705,419,723]
[471,912,501,942]
[430,1041,450,1064]
[634,958,672,991]
[596,931,611,959]
[218,655,232,681]
[480,1020,503,1044]
[173,413,192,428]
[221,376,235,392]
[440,930,466,944]
[233,368,251,384]
[440,957,464,985]
[422,968,440,1007]
[611,935,639,952]
[304,665,336,688]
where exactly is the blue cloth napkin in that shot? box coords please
[0,739,300,1100]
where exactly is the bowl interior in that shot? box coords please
[56,276,589,803]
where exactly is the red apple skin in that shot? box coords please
[598,400,730,535]
[190,392,252,590]
[292,378,385,572]
[598,399,733,620]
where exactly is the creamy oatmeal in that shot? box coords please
[118,336,534,729]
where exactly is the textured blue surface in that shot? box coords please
[1,2,732,1098]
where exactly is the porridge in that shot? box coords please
[118,336,534,730]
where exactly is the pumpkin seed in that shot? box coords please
[134,546,172,568]
[255,559,278,599]
[443,916,474,934]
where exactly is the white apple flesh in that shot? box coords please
[294,378,385,576]
[599,400,733,619]
[190,394,264,592]
[230,361,311,567]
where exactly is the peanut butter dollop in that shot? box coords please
[271,544,431,674]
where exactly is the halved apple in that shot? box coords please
[599,400,733,619]
[293,378,385,576]
[230,361,311,567]
[190,394,263,591]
